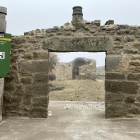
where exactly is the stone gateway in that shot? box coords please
[3,6,140,118]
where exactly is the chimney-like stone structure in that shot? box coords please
[72,6,83,27]
[0,6,7,33]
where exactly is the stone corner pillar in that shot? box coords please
[0,78,4,122]
[72,6,84,27]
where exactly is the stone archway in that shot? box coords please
[72,58,87,79]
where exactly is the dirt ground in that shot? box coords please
[49,79,105,101]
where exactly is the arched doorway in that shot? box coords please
[72,58,87,79]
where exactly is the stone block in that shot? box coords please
[117,29,129,34]
[128,108,140,114]
[42,37,112,52]
[25,84,49,96]
[131,55,140,60]
[11,65,18,70]
[105,20,114,25]
[134,43,140,51]
[125,96,135,103]
[105,80,138,94]
[129,60,140,66]
[32,96,49,107]
[105,102,127,118]
[21,77,32,84]
[16,85,23,92]
[90,29,96,33]
[4,84,15,92]
[56,33,63,36]
[124,35,135,42]
[124,49,138,54]
[21,54,32,60]
[105,72,125,80]
[3,95,22,104]
[64,33,71,36]
[129,65,140,73]
[130,26,137,30]
[106,93,124,102]
[122,81,138,94]
[113,36,123,41]
[34,74,48,83]
[11,56,18,63]
[23,96,32,105]
[14,37,26,44]
[129,30,136,35]
[118,25,129,29]
[33,52,48,59]
[106,56,122,72]
[19,60,49,74]
[93,20,101,26]
[105,80,122,93]
[127,73,140,81]
[30,107,48,118]
[5,71,19,83]
[3,104,20,116]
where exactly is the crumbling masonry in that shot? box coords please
[3,6,140,118]
[56,57,96,80]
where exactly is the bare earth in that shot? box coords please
[49,79,105,101]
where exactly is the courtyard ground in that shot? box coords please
[49,79,105,101]
[0,101,140,140]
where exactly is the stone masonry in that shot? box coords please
[96,66,105,79]
[2,6,140,118]
[56,57,96,80]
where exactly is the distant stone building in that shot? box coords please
[96,66,105,79]
[56,57,96,80]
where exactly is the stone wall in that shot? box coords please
[79,63,96,80]
[3,7,140,118]
[96,66,105,79]
[56,63,72,80]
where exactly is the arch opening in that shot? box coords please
[72,58,87,79]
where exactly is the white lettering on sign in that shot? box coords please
[0,41,6,45]
[0,52,5,59]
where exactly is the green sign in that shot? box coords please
[0,33,11,77]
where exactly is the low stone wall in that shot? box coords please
[79,64,96,80]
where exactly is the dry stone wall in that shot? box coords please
[3,9,140,118]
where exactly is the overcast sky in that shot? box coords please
[1,0,139,66]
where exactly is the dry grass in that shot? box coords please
[49,79,105,101]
